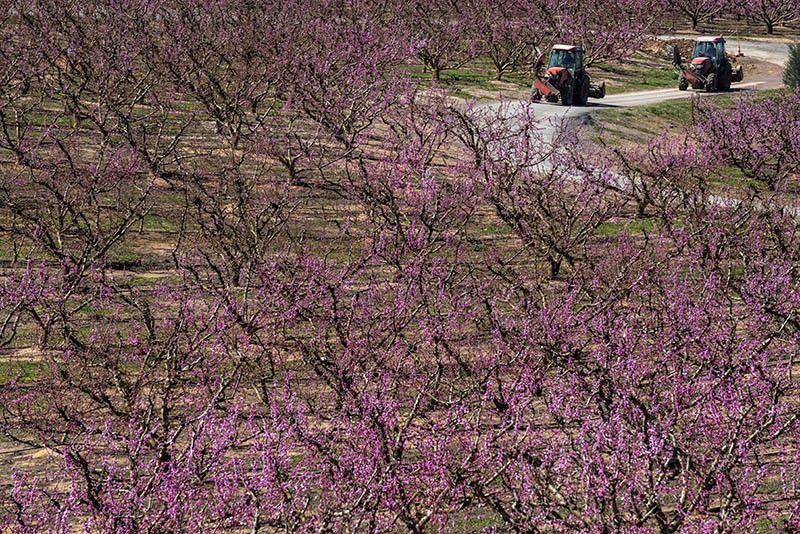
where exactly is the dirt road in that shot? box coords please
[485,39,790,134]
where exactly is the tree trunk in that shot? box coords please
[548,256,562,278]
[636,200,647,219]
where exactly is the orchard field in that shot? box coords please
[1,1,800,532]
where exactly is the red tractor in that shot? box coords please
[531,44,606,106]
[673,36,743,92]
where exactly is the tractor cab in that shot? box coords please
[692,37,726,64]
[548,45,584,74]
[688,37,726,78]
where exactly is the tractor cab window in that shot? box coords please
[693,42,717,60]
[715,41,726,59]
[549,50,576,71]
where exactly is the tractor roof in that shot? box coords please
[552,44,581,52]
[695,36,725,43]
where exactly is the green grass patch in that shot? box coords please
[80,304,116,318]
[0,360,46,384]
[139,214,181,233]
[593,98,696,144]
[596,62,679,95]
[123,274,172,287]
[708,165,765,190]
[602,98,694,127]
[404,57,532,99]
[481,222,513,236]
[441,512,504,532]
[23,111,76,128]
[502,69,534,88]
[595,218,660,237]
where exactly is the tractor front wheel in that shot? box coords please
[706,73,716,92]
[560,82,574,106]
[678,75,688,91]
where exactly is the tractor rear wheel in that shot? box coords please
[575,76,590,106]
[719,64,732,91]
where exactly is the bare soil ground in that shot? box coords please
[0,17,795,523]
